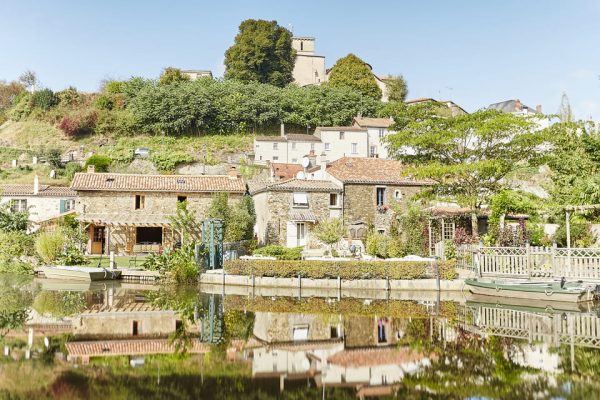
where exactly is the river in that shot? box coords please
[1,273,599,399]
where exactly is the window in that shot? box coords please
[291,158,297,163]
[394,190,402,200]
[443,221,455,240]
[370,145,377,157]
[339,132,345,140]
[293,326,309,341]
[377,229,386,234]
[10,199,27,213]
[93,226,105,242]
[310,143,315,151]
[291,142,296,150]
[132,321,139,336]
[273,156,279,161]
[325,143,331,151]
[293,192,308,207]
[273,142,278,150]
[60,199,75,213]
[379,128,385,138]
[351,143,358,154]
[135,195,145,210]
[329,193,339,207]
[330,325,339,339]
[376,187,386,206]
[136,227,163,244]
[177,196,187,203]
[300,41,304,51]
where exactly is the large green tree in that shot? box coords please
[159,67,190,85]
[224,19,295,87]
[327,53,382,100]
[383,75,408,102]
[387,108,547,236]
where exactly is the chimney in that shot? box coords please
[228,166,239,179]
[87,165,96,173]
[308,150,316,167]
[280,122,285,137]
[535,104,542,114]
[33,175,39,195]
[514,99,522,111]
[320,153,327,176]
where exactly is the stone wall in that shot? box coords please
[253,312,336,343]
[343,184,422,234]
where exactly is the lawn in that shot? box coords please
[84,255,148,269]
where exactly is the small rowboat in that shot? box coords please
[40,266,121,282]
[465,278,599,303]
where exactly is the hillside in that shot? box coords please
[0,120,255,185]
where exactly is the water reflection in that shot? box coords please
[1,274,600,399]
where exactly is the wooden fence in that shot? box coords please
[455,243,600,280]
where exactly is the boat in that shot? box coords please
[466,295,591,314]
[465,278,600,303]
[40,266,121,282]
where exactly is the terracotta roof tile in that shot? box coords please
[271,163,304,180]
[327,347,427,368]
[249,178,342,195]
[255,134,321,142]
[326,157,431,186]
[352,117,394,128]
[315,126,366,132]
[71,173,246,193]
[2,184,76,197]
[66,339,209,357]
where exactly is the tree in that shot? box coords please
[224,19,295,87]
[159,67,190,85]
[0,80,24,111]
[84,155,112,172]
[327,54,382,100]
[383,75,408,102]
[169,200,201,245]
[0,203,29,232]
[313,218,344,253]
[18,70,37,92]
[387,109,547,236]
[558,92,573,122]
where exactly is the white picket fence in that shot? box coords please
[456,243,600,280]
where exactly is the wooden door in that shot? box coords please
[90,225,105,254]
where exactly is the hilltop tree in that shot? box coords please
[159,67,190,85]
[327,54,382,100]
[224,19,295,87]
[18,70,37,92]
[558,92,573,122]
[383,75,408,102]
[387,109,547,236]
[0,80,24,111]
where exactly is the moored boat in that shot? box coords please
[465,278,599,303]
[40,266,121,282]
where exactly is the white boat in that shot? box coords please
[40,266,121,282]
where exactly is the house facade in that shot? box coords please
[253,133,323,165]
[314,126,369,162]
[351,117,395,159]
[250,178,343,247]
[71,168,246,255]
[325,157,430,238]
[0,176,76,232]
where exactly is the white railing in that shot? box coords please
[456,243,600,280]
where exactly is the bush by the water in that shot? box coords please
[0,230,35,273]
[142,244,199,283]
[252,245,303,260]
[225,259,457,280]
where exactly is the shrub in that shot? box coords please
[84,154,112,172]
[142,244,199,283]
[35,229,66,264]
[366,232,395,258]
[58,110,97,137]
[64,162,82,181]
[56,87,81,106]
[31,89,57,110]
[0,230,35,273]
[554,219,596,248]
[252,245,303,260]
[150,151,193,172]
[225,259,457,280]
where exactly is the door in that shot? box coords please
[296,222,306,247]
[90,225,105,255]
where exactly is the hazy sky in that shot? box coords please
[1,0,599,118]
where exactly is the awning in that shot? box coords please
[292,192,308,205]
[76,213,173,227]
[289,210,317,222]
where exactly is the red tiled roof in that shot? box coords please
[71,173,246,193]
[2,184,76,197]
[66,339,209,357]
[249,178,342,195]
[271,163,304,180]
[352,117,393,128]
[326,157,431,186]
[327,347,427,368]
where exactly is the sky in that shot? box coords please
[1,0,599,119]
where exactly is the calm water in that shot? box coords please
[1,273,600,399]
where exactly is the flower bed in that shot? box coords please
[224,259,457,280]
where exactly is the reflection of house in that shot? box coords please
[0,176,76,232]
[250,178,343,247]
[71,167,246,255]
[325,157,430,237]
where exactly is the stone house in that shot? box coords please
[351,117,395,159]
[250,178,343,247]
[292,37,326,87]
[324,157,431,238]
[71,168,246,255]
[0,175,76,232]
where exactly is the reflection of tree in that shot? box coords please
[33,291,85,317]
[0,275,34,336]
[559,345,600,377]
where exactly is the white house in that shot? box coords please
[352,117,395,159]
[253,132,323,165]
[1,176,76,231]
[314,126,369,162]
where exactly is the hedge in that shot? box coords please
[224,259,457,280]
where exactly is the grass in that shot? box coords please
[84,255,148,268]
